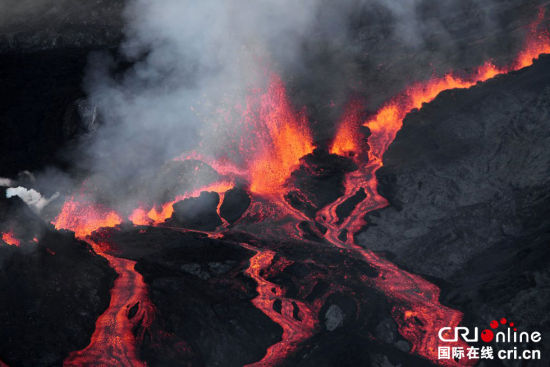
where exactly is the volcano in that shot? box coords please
[1,1,550,367]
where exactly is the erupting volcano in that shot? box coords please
[2,2,550,367]
[44,10,550,366]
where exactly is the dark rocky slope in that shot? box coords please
[0,196,116,367]
[358,54,550,364]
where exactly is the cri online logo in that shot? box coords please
[438,318,542,344]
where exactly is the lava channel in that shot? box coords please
[54,198,154,367]
[243,246,317,367]
[64,241,154,367]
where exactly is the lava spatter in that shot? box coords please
[54,197,122,238]
[1,231,20,247]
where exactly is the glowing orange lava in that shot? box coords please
[245,76,314,195]
[49,9,550,367]
[365,8,550,170]
[129,180,234,226]
[316,10,550,366]
[243,247,317,366]
[53,198,152,367]
[54,197,122,238]
[329,100,364,157]
[1,231,20,247]
[64,241,154,367]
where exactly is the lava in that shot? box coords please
[64,240,154,367]
[54,200,152,367]
[243,76,314,195]
[172,76,314,197]
[129,180,234,226]
[315,10,550,366]
[365,7,550,172]
[46,9,550,367]
[243,247,317,366]
[1,231,20,247]
[55,181,236,366]
[329,99,365,157]
[54,197,122,238]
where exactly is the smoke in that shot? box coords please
[32,0,544,214]
[72,0,325,210]
[6,187,59,214]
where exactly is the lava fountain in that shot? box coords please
[48,9,550,367]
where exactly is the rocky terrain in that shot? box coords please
[359,54,550,363]
[0,196,115,366]
[0,1,549,366]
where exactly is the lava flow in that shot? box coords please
[318,9,550,366]
[46,9,550,367]
[129,180,234,226]
[243,246,318,366]
[64,240,154,367]
[54,198,153,367]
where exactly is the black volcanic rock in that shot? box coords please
[167,191,222,231]
[0,49,95,176]
[0,202,115,367]
[358,55,550,361]
[219,187,251,224]
[286,148,357,218]
[335,188,367,225]
[0,0,123,52]
[0,0,124,176]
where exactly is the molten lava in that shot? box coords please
[365,7,550,170]
[1,231,20,247]
[243,247,317,367]
[64,241,154,367]
[329,100,365,157]
[48,9,550,367]
[54,197,122,238]
[243,76,314,195]
[129,180,234,226]
[53,199,153,367]
[315,10,550,366]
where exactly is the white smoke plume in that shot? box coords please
[6,187,59,213]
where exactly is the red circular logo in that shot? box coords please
[481,329,494,342]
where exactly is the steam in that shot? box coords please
[26,0,541,214]
[74,0,325,210]
[6,187,59,213]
